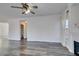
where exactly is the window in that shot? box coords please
[65,19,69,28]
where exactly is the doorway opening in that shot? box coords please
[20,20,28,42]
[20,20,28,55]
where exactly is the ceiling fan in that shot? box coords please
[11,3,38,15]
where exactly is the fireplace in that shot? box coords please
[74,41,79,56]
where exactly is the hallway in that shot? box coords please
[4,40,74,56]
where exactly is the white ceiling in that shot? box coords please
[0,3,67,19]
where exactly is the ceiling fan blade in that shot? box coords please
[11,6,23,9]
[30,11,35,14]
[21,3,29,7]
[32,6,38,9]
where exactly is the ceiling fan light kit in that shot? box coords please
[11,3,38,15]
[24,9,30,14]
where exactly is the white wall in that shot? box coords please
[60,12,66,47]
[0,19,20,40]
[70,5,79,42]
[0,14,61,42]
[61,4,79,53]
[68,4,79,53]
[27,15,61,42]
[60,5,74,53]
[8,19,20,40]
